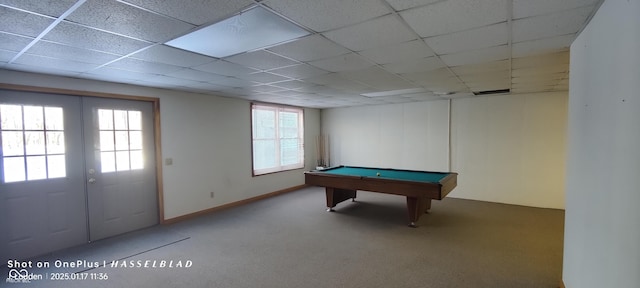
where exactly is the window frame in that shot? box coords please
[250,102,305,176]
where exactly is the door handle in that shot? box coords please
[88,178,96,184]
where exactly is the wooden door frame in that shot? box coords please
[0,83,166,223]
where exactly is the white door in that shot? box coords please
[0,90,158,261]
[83,97,158,241]
[0,90,87,261]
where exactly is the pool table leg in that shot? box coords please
[326,187,357,212]
[406,197,431,227]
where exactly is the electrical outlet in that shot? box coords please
[210,191,214,198]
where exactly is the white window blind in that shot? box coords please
[251,103,304,175]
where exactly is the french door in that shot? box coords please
[0,90,158,261]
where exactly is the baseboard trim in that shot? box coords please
[161,184,307,225]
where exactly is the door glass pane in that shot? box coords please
[2,131,24,156]
[116,151,130,171]
[25,131,45,155]
[44,107,64,130]
[3,157,25,182]
[114,110,128,130]
[1,105,23,129]
[99,131,114,151]
[23,106,44,130]
[128,111,141,130]
[98,109,113,130]
[129,131,142,150]
[115,131,129,150]
[46,131,65,154]
[26,156,47,180]
[97,109,143,173]
[101,151,115,173]
[47,155,66,178]
[130,150,143,170]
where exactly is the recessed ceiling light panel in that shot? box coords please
[166,6,310,58]
[361,88,427,97]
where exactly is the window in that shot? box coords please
[98,109,144,173]
[251,103,304,175]
[1,104,66,182]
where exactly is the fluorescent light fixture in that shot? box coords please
[166,6,309,58]
[361,88,426,97]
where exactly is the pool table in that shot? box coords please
[304,166,458,227]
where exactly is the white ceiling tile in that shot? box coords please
[308,53,374,72]
[457,70,510,84]
[322,15,417,51]
[450,60,510,76]
[267,34,350,62]
[44,22,150,55]
[27,41,119,64]
[268,64,329,79]
[141,74,203,86]
[0,0,78,17]
[87,67,157,82]
[513,72,566,84]
[105,58,186,74]
[382,56,444,74]
[338,67,417,91]
[424,22,508,55]
[0,49,16,62]
[510,86,556,94]
[0,33,32,51]
[402,67,456,83]
[400,0,508,37]
[123,0,254,26]
[192,60,258,76]
[250,84,287,93]
[131,45,217,67]
[513,0,600,19]
[511,65,568,77]
[67,0,195,42]
[0,6,55,37]
[263,0,390,32]
[166,68,229,82]
[384,0,442,11]
[466,81,511,93]
[270,89,303,97]
[224,50,299,70]
[440,45,509,66]
[359,40,434,65]
[512,35,573,58]
[13,54,98,72]
[512,6,594,43]
[404,92,443,102]
[271,80,313,90]
[512,51,569,69]
[304,73,373,91]
[5,62,81,77]
[235,72,290,84]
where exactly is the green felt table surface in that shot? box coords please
[320,166,449,183]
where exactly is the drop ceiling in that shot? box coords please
[0,0,601,108]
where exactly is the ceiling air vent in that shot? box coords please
[472,89,511,96]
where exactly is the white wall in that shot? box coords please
[0,70,321,220]
[563,0,640,287]
[451,93,567,209]
[322,100,450,172]
[322,92,567,209]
